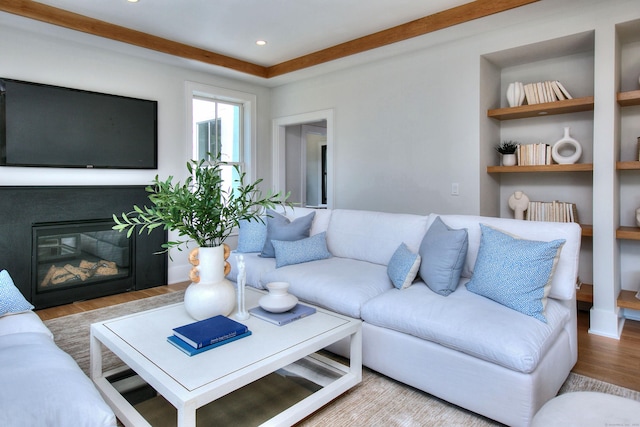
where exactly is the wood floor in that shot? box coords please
[36,284,640,392]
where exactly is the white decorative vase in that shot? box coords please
[506,82,525,107]
[552,127,582,165]
[259,282,298,313]
[502,153,517,166]
[184,246,236,320]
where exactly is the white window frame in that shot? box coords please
[185,81,257,181]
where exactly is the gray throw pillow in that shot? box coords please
[418,216,468,296]
[260,210,316,258]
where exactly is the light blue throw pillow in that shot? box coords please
[260,210,316,258]
[387,243,421,289]
[272,232,331,268]
[0,270,34,316]
[236,218,267,253]
[419,216,468,296]
[466,224,566,323]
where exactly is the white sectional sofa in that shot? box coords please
[0,271,116,427]
[228,207,581,427]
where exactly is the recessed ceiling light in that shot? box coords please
[256,40,267,46]
[127,0,139,3]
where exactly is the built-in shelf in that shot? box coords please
[487,96,595,120]
[576,283,640,311]
[618,289,640,311]
[487,163,593,173]
[576,283,593,303]
[617,161,640,170]
[617,90,640,107]
[617,226,640,240]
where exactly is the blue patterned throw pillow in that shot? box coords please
[0,270,34,316]
[271,232,331,268]
[466,224,565,323]
[387,243,421,289]
[237,218,267,253]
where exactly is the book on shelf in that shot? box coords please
[249,303,316,326]
[525,200,579,223]
[516,143,552,166]
[167,331,252,356]
[172,315,249,349]
[523,80,572,105]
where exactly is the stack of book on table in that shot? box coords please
[167,315,251,356]
[249,304,316,326]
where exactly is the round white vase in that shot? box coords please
[184,245,236,320]
[259,282,298,313]
[552,127,582,165]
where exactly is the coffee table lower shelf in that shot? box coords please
[95,352,358,427]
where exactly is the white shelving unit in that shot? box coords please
[479,22,640,338]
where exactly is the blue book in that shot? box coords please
[167,331,252,356]
[249,304,316,326]
[172,315,248,349]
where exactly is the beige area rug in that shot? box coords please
[44,292,640,427]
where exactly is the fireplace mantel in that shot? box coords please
[0,186,167,308]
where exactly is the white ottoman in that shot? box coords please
[532,391,640,427]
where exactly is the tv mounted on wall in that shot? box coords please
[0,78,157,169]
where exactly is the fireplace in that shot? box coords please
[0,186,167,309]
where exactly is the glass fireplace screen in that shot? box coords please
[34,220,131,292]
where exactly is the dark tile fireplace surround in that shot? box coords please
[0,186,167,309]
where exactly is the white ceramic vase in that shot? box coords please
[552,127,582,165]
[259,282,298,313]
[506,82,525,107]
[184,245,236,320]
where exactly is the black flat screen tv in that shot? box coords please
[0,78,157,169]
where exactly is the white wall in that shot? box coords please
[0,14,273,284]
[269,0,636,217]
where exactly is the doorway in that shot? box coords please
[272,110,334,208]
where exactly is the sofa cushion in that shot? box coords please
[361,282,570,373]
[387,243,421,289]
[466,224,565,323]
[272,232,332,268]
[0,332,116,427]
[0,270,34,317]
[262,257,393,318]
[326,209,429,266]
[226,252,276,290]
[236,218,267,253]
[418,216,468,296]
[260,210,315,258]
[437,215,581,301]
[0,311,53,338]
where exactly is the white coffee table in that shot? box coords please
[90,287,362,427]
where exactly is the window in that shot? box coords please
[186,82,257,195]
[193,97,242,191]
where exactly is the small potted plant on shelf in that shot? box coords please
[495,140,519,166]
[112,155,288,320]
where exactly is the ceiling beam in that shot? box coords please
[1,0,539,79]
[0,0,269,78]
[266,0,540,78]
